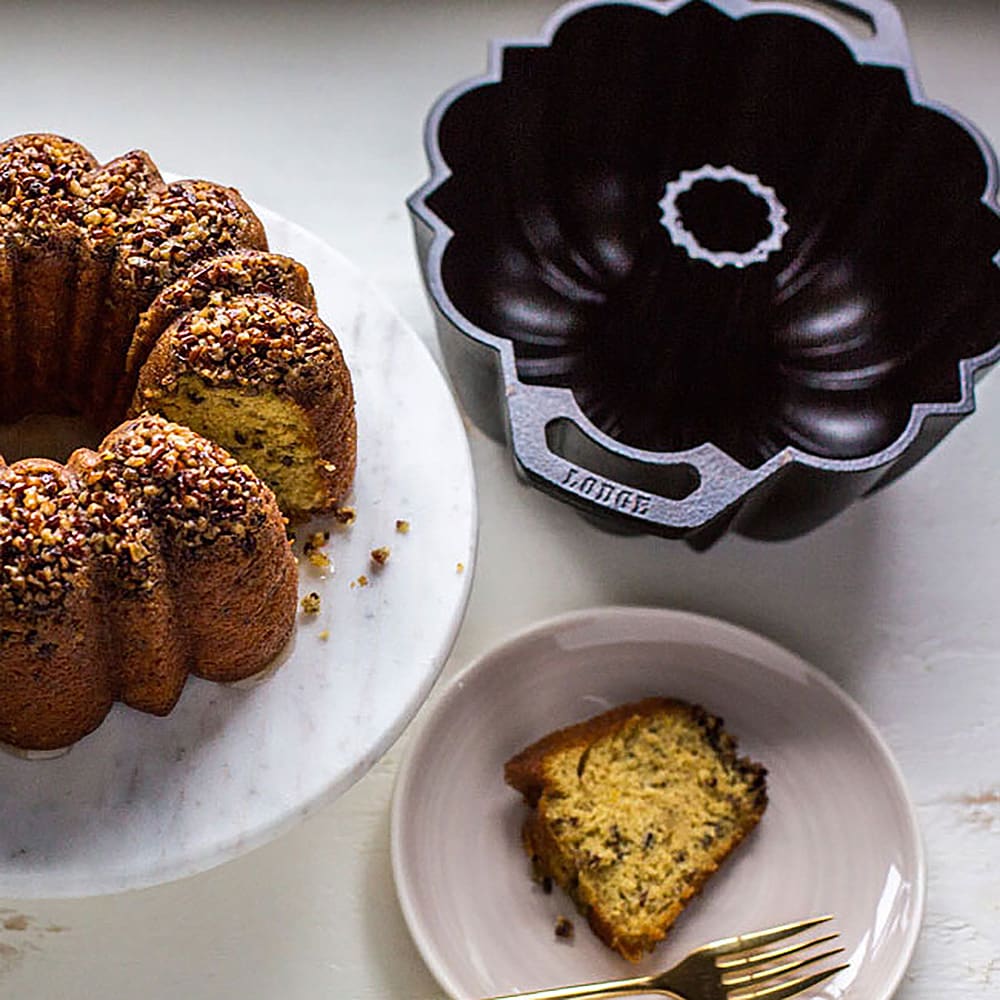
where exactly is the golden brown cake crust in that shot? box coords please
[132,294,357,517]
[121,250,317,405]
[504,699,678,806]
[0,133,270,425]
[0,132,356,519]
[0,132,357,747]
[0,415,297,751]
[505,698,768,962]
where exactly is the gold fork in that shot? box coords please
[482,915,848,1000]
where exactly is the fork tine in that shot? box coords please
[721,946,845,987]
[727,962,849,1000]
[701,915,834,957]
[716,933,840,970]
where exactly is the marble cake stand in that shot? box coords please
[0,205,477,899]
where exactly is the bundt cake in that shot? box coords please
[505,698,768,961]
[132,293,356,519]
[0,413,297,752]
[0,133,360,750]
[0,132,356,519]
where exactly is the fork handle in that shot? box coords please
[481,975,679,999]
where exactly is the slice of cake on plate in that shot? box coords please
[505,698,767,961]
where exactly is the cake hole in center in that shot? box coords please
[674,179,772,254]
[0,414,103,464]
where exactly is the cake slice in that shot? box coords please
[504,698,767,961]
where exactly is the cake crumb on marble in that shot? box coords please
[334,505,357,526]
[554,916,574,940]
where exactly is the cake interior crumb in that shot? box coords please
[507,700,767,961]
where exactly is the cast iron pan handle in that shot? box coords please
[505,383,756,535]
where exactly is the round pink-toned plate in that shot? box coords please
[391,607,924,1000]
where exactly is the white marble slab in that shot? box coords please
[0,206,477,899]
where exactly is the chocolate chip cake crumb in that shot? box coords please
[333,505,356,526]
[307,550,330,569]
[300,592,321,614]
[303,530,329,551]
[302,530,331,569]
[370,546,390,567]
[554,916,574,940]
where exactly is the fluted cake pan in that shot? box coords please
[410,0,1000,545]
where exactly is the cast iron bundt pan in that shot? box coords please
[410,0,1000,546]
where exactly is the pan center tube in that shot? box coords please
[659,165,788,269]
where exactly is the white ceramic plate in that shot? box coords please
[391,607,924,1000]
[0,203,477,898]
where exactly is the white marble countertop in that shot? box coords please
[0,1,998,997]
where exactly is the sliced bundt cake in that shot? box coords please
[132,293,356,519]
[0,414,297,752]
[0,133,360,750]
[121,250,317,403]
[0,133,356,519]
[505,698,768,961]
[0,135,265,423]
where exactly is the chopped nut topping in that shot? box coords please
[0,413,272,610]
[147,253,311,333]
[0,137,260,303]
[157,294,339,392]
[0,134,96,236]
[115,180,258,294]
[0,466,87,613]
